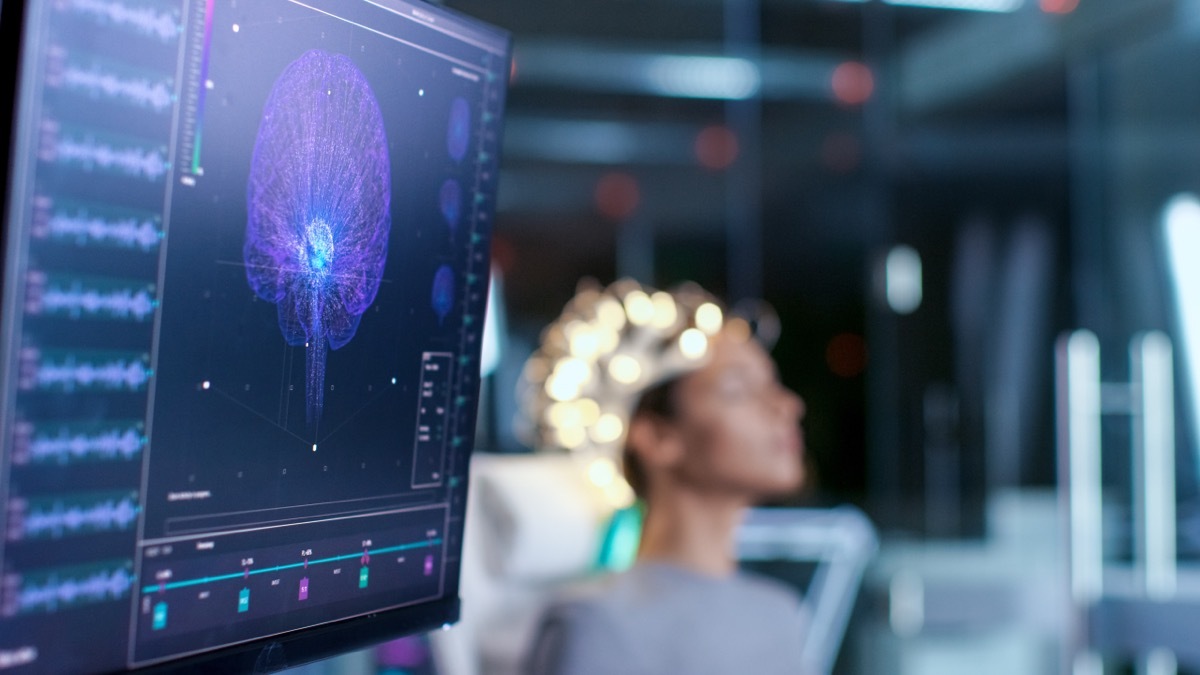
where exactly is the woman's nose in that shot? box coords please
[774,385,805,421]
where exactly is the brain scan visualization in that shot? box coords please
[432,264,455,324]
[244,49,392,427]
[440,178,462,233]
[447,97,471,163]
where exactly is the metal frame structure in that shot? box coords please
[1057,329,1197,674]
[738,506,879,675]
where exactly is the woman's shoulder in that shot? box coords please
[542,568,646,619]
[731,568,806,609]
[526,573,647,675]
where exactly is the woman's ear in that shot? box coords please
[626,413,685,473]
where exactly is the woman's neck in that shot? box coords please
[636,488,748,577]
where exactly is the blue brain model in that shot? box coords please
[244,50,391,428]
[432,264,454,325]
[439,178,461,232]
[447,97,471,162]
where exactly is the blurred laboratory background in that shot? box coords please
[305,0,1200,673]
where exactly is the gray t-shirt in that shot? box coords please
[525,562,812,675]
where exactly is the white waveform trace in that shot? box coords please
[18,567,134,613]
[45,211,161,251]
[54,137,168,181]
[22,496,140,538]
[40,283,156,321]
[66,0,180,42]
[28,427,144,464]
[61,65,173,112]
[36,356,151,391]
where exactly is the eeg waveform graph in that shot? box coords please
[45,46,176,114]
[2,560,135,617]
[7,491,141,541]
[31,196,164,252]
[12,420,146,466]
[25,272,157,322]
[58,0,182,43]
[18,348,153,392]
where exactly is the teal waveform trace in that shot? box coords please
[12,560,135,615]
[18,490,141,540]
[16,419,145,465]
[59,0,183,44]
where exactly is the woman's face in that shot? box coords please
[668,332,806,500]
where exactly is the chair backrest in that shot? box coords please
[739,507,879,675]
[430,452,611,675]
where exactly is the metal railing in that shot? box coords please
[1056,329,1191,675]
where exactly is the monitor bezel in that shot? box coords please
[0,0,27,299]
[136,597,460,674]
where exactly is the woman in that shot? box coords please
[521,280,812,675]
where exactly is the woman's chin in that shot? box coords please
[756,464,805,497]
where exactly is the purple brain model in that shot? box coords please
[245,50,391,427]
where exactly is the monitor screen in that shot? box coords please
[0,0,509,671]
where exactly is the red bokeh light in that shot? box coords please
[826,332,868,378]
[594,172,640,221]
[831,61,874,106]
[490,234,516,275]
[1040,0,1079,14]
[694,125,740,171]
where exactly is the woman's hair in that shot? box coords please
[622,377,681,499]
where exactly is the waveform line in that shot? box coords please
[53,136,168,181]
[61,65,173,112]
[32,354,152,392]
[20,494,140,539]
[37,282,156,321]
[143,539,443,594]
[65,0,181,43]
[40,207,162,252]
[24,426,144,465]
[17,565,134,614]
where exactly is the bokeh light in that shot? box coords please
[594,172,640,220]
[694,125,740,170]
[1040,0,1079,14]
[826,332,868,378]
[832,61,874,106]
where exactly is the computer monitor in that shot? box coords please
[0,0,510,671]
